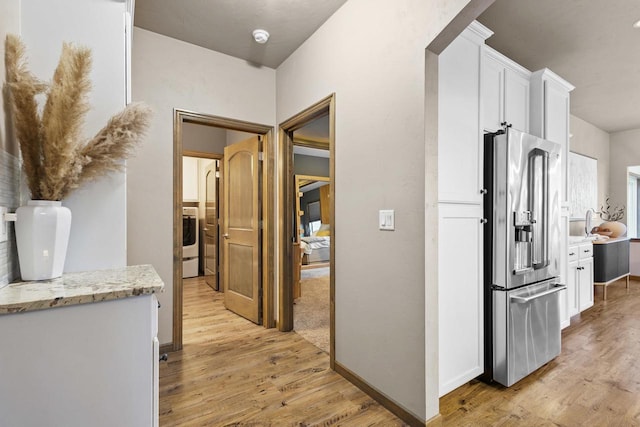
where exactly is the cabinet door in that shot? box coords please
[481,53,504,133]
[579,258,594,311]
[544,80,570,199]
[567,260,579,317]
[438,204,483,396]
[504,68,530,133]
[182,156,199,202]
[439,34,482,204]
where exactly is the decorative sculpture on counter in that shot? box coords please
[591,198,626,238]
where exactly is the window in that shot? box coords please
[309,220,322,234]
[627,167,640,238]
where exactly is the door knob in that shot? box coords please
[223,233,230,239]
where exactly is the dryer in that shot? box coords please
[182,207,199,278]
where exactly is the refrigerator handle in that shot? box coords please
[528,148,550,269]
[510,284,566,304]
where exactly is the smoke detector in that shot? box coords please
[252,29,270,44]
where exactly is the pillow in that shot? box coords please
[315,223,330,236]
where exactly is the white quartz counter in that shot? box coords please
[0,264,164,314]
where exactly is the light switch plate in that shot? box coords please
[379,209,395,231]
[0,207,7,243]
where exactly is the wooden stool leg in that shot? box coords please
[627,274,630,291]
[604,285,607,301]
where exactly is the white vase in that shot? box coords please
[15,200,72,281]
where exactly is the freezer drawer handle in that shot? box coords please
[510,284,566,304]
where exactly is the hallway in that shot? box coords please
[159,277,407,426]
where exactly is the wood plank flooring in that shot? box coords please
[160,277,407,426]
[440,278,640,426]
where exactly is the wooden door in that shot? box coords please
[203,161,219,290]
[223,136,261,324]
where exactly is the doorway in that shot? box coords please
[279,94,336,364]
[171,109,275,352]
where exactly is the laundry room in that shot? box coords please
[181,121,257,291]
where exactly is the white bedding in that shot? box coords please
[300,236,330,255]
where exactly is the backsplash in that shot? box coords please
[0,149,21,286]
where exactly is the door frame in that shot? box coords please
[278,94,335,367]
[170,108,274,352]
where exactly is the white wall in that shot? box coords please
[129,28,276,344]
[570,115,610,213]
[609,128,640,225]
[276,0,473,421]
[20,0,127,272]
[569,115,610,234]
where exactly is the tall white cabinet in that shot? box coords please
[438,21,492,397]
[530,69,575,328]
[437,21,575,395]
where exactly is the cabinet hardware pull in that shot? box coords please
[159,353,168,362]
[480,218,488,224]
[480,188,488,195]
[569,252,575,256]
[583,250,590,253]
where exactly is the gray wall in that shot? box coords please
[609,128,640,226]
[0,1,21,286]
[276,0,474,420]
[183,123,227,154]
[294,154,330,176]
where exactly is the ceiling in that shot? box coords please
[134,0,639,133]
[134,0,348,69]
[477,0,640,133]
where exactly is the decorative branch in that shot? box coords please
[4,34,152,201]
[596,197,625,222]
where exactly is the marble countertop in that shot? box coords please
[0,264,164,315]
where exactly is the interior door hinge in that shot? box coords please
[258,152,264,161]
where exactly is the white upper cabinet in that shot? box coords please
[438,22,492,204]
[481,46,531,134]
[529,69,574,201]
[183,156,199,202]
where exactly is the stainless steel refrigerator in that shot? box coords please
[482,127,566,387]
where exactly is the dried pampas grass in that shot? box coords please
[4,34,152,201]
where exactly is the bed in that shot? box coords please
[300,236,331,264]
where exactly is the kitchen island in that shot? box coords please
[0,265,163,427]
[593,237,630,300]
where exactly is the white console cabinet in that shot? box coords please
[0,266,163,427]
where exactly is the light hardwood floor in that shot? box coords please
[160,277,407,426]
[440,278,640,426]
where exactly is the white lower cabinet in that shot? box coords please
[567,243,594,317]
[0,294,159,427]
[438,203,483,396]
[578,257,594,311]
